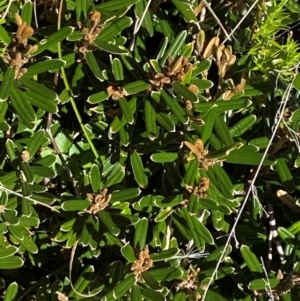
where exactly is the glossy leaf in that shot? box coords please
[131,151,148,188]
[0,256,24,269]
[0,67,15,102]
[3,282,18,301]
[10,87,36,129]
[241,245,263,273]
[33,26,74,56]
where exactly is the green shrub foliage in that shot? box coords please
[1,0,300,300]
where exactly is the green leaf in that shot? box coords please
[3,282,18,301]
[161,89,187,124]
[156,112,175,132]
[160,30,187,66]
[90,164,102,193]
[27,130,48,159]
[195,99,251,113]
[96,0,138,11]
[134,217,148,249]
[192,60,211,76]
[293,73,300,90]
[151,152,178,163]
[173,82,198,102]
[98,210,120,236]
[0,245,17,258]
[141,287,164,301]
[171,0,197,22]
[135,0,153,36]
[20,77,58,113]
[150,248,179,261]
[112,58,124,81]
[131,151,148,188]
[121,242,136,263]
[123,80,150,95]
[240,245,263,273]
[85,51,104,81]
[131,285,142,301]
[229,114,257,137]
[104,275,135,300]
[10,86,36,129]
[225,145,275,166]
[61,199,91,211]
[68,265,94,298]
[145,99,157,140]
[202,105,218,145]
[21,1,32,24]
[119,97,134,124]
[97,17,133,42]
[0,25,11,44]
[111,188,141,203]
[33,26,74,56]
[75,0,88,21]
[93,39,128,55]
[87,91,109,104]
[249,278,279,291]
[0,101,8,123]
[0,256,23,269]
[276,158,295,193]
[105,163,125,187]
[25,59,65,77]
[0,67,15,102]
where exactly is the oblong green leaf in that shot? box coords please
[96,0,138,11]
[240,245,263,273]
[249,278,279,291]
[134,217,148,249]
[0,256,24,269]
[97,17,133,42]
[151,152,178,163]
[202,105,218,145]
[156,112,175,132]
[145,99,156,140]
[61,199,91,211]
[4,282,18,301]
[173,82,198,102]
[105,275,135,300]
[0,245,18,258]
[0,67,15,102]
[10,87,36,129]
[112,58,124,81]
[33,26,74,56]
[229,114,257,137]
[160,30,187,66]
[161,89,187,124]
[171,0,197,22]
[121,242,136,263]
[276,158,295,193]
[90,164,102,193]
[123,80,150,95]
[98,210,120,236]
[119,97,134,124]
[93,39,128,55]
[131,151,148,188]
[86,51,104,81]
[25,59,65,77]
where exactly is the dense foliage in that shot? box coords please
[1,0,300,300]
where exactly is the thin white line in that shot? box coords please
[222,0,260,44]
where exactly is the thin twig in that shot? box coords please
[201,0,233,42]
[222,0,260,44]
[129,0,153,51]
[0,183,59,212]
